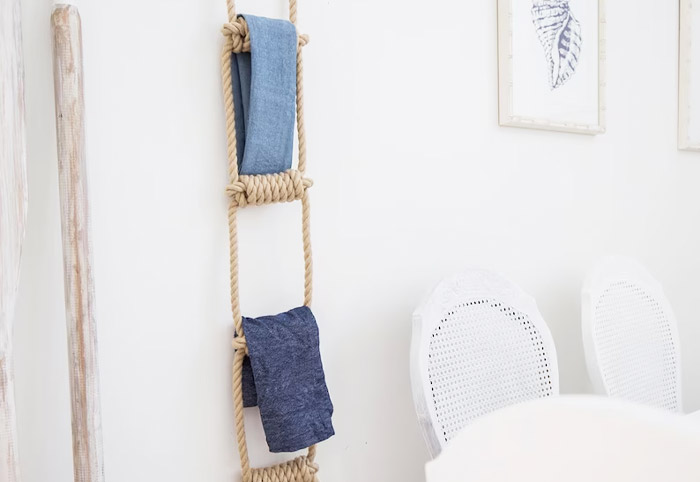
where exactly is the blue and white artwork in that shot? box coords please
[532,0,582,89]
[497,0,603,134]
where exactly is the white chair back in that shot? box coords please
[582,256,682,412]
[411,270,559,457]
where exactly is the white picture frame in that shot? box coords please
[679,0,700,151]
[498,0,606,135]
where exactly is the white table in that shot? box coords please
[426,396,700,482]
[686,409,700,425]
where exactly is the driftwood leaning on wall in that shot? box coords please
[52,5,106,482]
[0,0,28,480]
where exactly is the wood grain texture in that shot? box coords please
[52,5,106,482]
[678,0,700,151]
[0,0,28,480]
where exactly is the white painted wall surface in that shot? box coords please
[14,0,700,481]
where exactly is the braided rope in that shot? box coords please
[250,455,319,482]
[221,1,318,481]
[226,170,313,208]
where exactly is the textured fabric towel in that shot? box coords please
[241,306,334,453]
[231,14,297,175]
[241,355,258,408]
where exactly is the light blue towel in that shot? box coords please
[231,15,297,175]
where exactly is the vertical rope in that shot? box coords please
[289,0,298,24]
[291,0,313,309]
[221,29,251,479]
[294,43,307,172]
[307,444,316,461]
[301,192,313,307]
[232,349,251,480]
[221,34,242,336]
[227,0,236,23]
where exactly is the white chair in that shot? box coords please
[581,256,683,412]
[426,396,700,482]
[411,270,559,457]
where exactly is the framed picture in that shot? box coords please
[498,0,606,135]
[679,0,700,150]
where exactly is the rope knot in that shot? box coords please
[226,180,246,193]
[226,170,313,208]
[223,18,306,54]
[305,458,319,475]
[232,336,248,354]
[222,18,250,53]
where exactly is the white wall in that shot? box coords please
[14,0,700,481]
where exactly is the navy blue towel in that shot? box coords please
[241,306,334,453]
[241,355,258,408]
[231,14,297,175]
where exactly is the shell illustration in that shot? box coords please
[531,0,582,89]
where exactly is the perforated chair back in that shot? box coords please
[411,270,559,457]
[582,257,682,412]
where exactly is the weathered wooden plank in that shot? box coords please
[0,0,28,480]
[51,5,106,482]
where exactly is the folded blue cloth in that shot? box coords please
[241,306,334,453]
[231,14,297,175]
[241,355,258,408]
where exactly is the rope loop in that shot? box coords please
[222,18,251,53]
[232,336,248,354]
[226,170,313,208]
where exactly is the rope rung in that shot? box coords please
[249,454,319,482]
[226,169,313,208]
